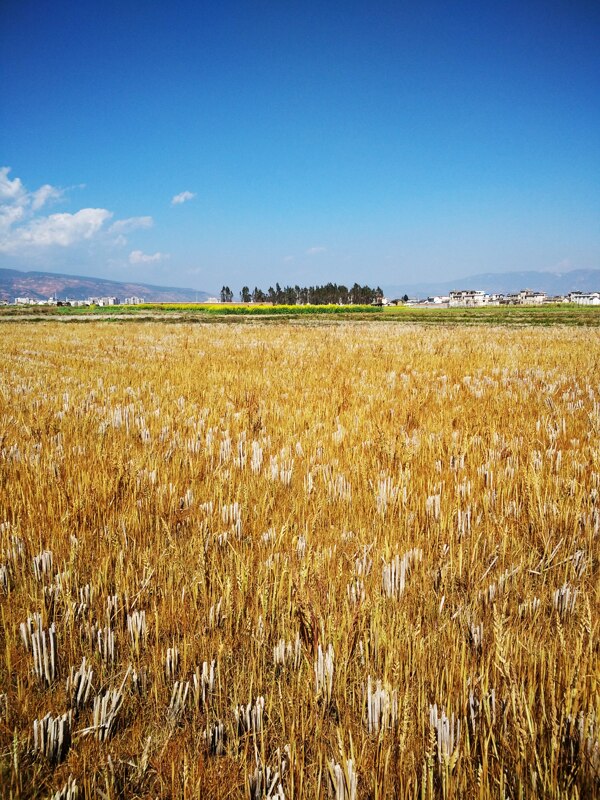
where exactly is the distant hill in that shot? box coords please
[0,267,211,303]
[382,269,600,299]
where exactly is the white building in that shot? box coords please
[510,289,547,305]
[124,296,145,305]
[568,292,600,305]
[89,296,120,306]
[449,290,486,307]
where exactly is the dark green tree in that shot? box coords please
[237,282,381,305]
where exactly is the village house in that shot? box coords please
[66,299,90,307]
[568,292,600,306]
[15,297,51,305]
[507,289,547,305]
[88,296,120,306]
[449,290,486,307]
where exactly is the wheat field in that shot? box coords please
[0,321,598,799]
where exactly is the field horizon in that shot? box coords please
[2,303,600,328]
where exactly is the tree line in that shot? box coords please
[220,283,384,305]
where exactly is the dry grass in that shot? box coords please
[0,321,598,799]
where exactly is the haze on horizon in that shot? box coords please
[1,0,599,294]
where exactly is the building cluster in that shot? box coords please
[12,295,145,307]
[395,290,600,307]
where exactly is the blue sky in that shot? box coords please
[1,0,599,293]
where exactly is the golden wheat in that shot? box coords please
[0,321,598,799]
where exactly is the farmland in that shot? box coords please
[1,303,600,326]
[0,321,598,798]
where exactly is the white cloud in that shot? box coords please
[306,246,326,255]
[0,167,63,213]
[171,190,195,205]
[0,168,157,264]
[31,184,64,211]
[283,255,294,263]
[129,249,169,264]
[0,203,25,233]
[0,208,112,252]
[0,167,26,202]
[109,216,153,234]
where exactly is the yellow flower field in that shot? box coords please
[0,321,598,798]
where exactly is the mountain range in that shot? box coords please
[382,269,600,299]
[0,268,211,303]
